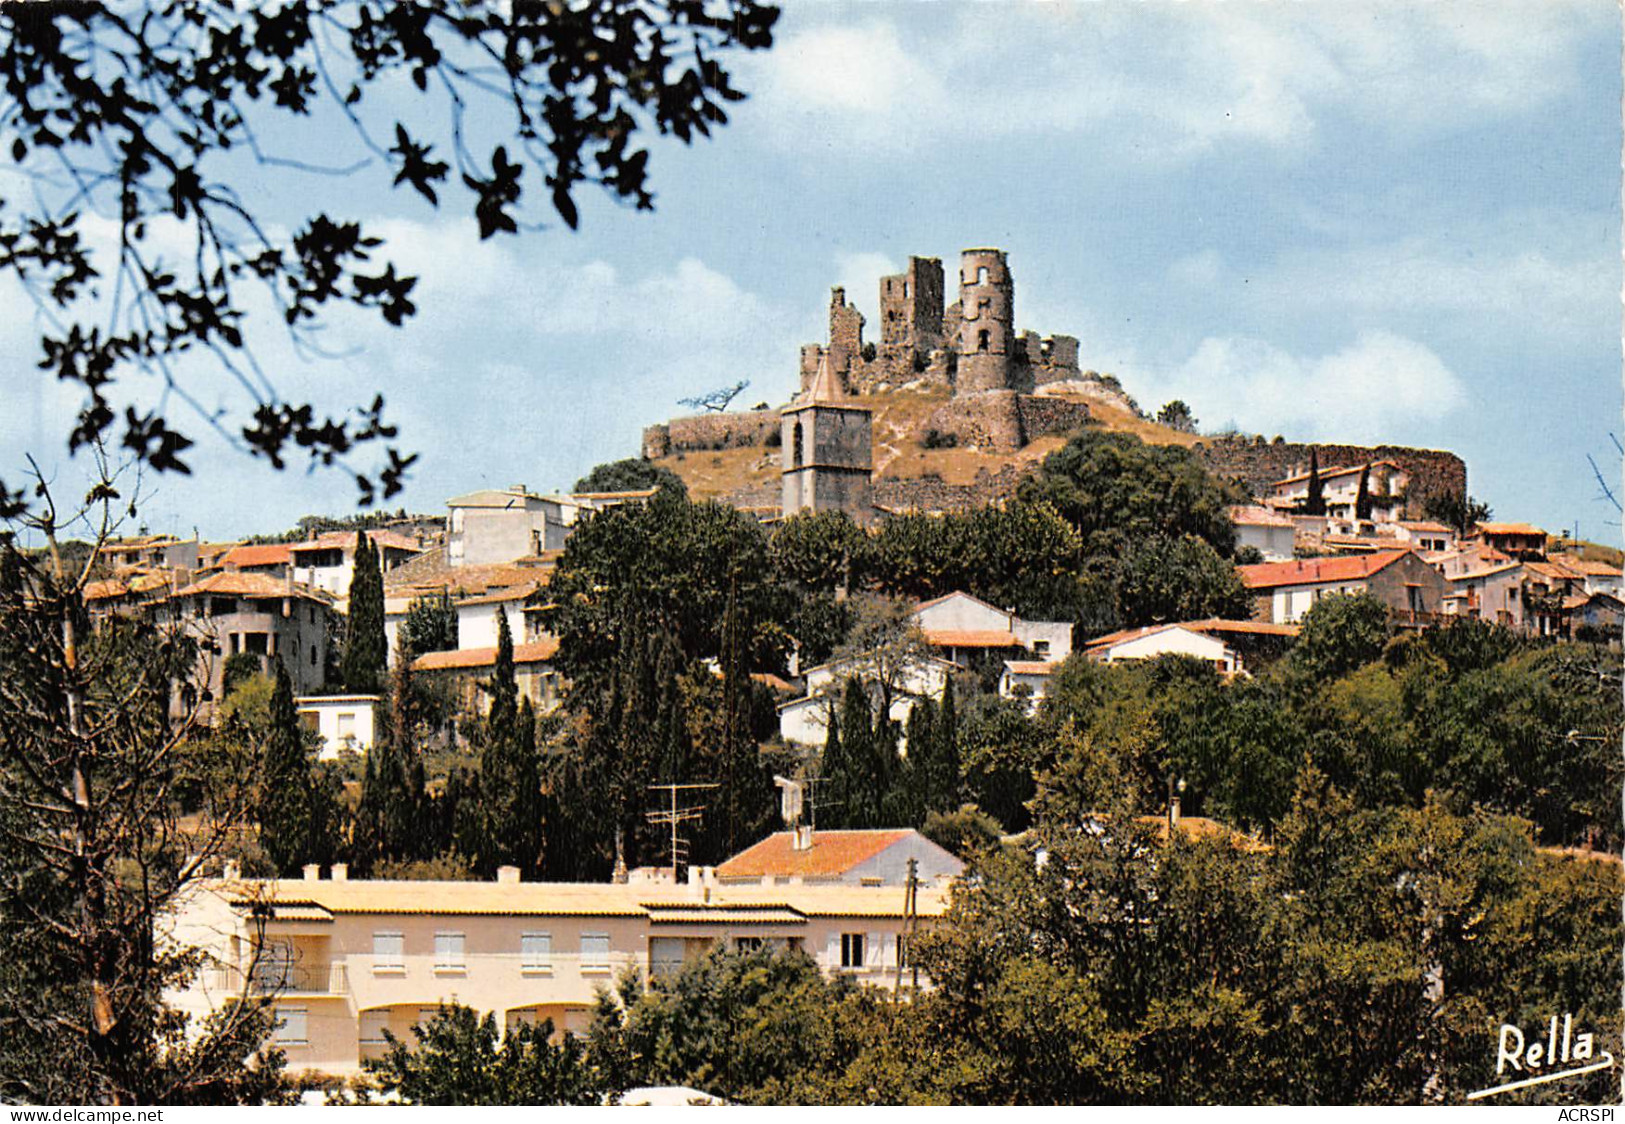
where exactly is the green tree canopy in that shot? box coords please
[574,458,689,497]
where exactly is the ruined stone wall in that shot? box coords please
[828,288,865,372]
[925,392,1090,453]
[642,411,781,459]
[1193,436,1467,516]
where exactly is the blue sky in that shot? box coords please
[1,1,1619,542]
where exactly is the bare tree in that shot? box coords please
[0,449,284,1104]
[679,379,752,413]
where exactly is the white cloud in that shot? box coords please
[1141,330,1468,444]
[744,2,1602,158]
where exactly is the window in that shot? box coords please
[1032,639,1051,658]
[734,936,764,953]
[976,265,989,284]
[840,932,865,969]
[520,932,552,973]
[977,329,990,352]
[791,421,803,468]
[581,933,611,972]
[273,1007,307,1045]
[359,1010,389,1046]
[252,939,296,991]
[337,712,356,739]
[434,932,465,972]
[373,931,404,972]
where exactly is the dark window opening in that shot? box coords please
[977,329,990,352]
[792,422,804,468]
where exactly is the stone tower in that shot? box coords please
[879,256,945,354]
[781,352,874,524]
[955,248,1014,393]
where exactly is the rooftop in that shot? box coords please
[412,638,561,671]
[1270,459,1402,488]
[1475,522,1546,537]
[1003,660,1058,676]
[221,873,948,920]
[218,542,293,569]
[1227,504,1294,528]
[290,529,423,555]
[921,628,1024,649]
[1238,550,1412,590]
[715,829,947,881]
[171,571,331,603]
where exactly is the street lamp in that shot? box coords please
[1167,775,1186,834]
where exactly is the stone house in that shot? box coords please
[1470,522,1548,561]
[215,542,294,581]
[411,638,562,716]
[1238,549,1447,626]
[97,534,200,572]
[158,571,334,715]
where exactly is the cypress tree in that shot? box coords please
[836,678,879,828]
[1305,448,1326,517]
[477,610,542,875]
[259,660,316,875]
[1355,463,1373,522]
[341,532,387,694]
[354,659,425,872]
[928,677,960,815]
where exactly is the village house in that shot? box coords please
[411,638,563,717]
[166,857,947,1076]
[913,591,1073,664]
[1228,505,1295,562]
[1550,554,1622,599]
[1079,619,1300,676]
[296,695,382,759]
[1238,550,1447,626]
[777,652,959,749]
[1470,522,1547,561]
[1266,460,1408,525]
[157,571,335,714]
[446,486,656,567]
[714,829,962,888]
[291,530,422,598]
[1440,561,1525,629]
[1391,521,1457,553]
[216,542,294,581]
[998,660,1057,713]
[454,581,546,650]
[96,533,201,573]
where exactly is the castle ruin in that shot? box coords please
[797,249,1082,399]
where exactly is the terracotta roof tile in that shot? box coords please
[1238,549,1412,590]
[412,638,560,671]
[715,830,914,880]
[1003,660,1058,676]
[922,628,1023,648]
[172,571,330,602]
[219,543,292,568]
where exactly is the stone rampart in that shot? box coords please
[1194,436,1468,516]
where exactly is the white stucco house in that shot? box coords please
[778,652,959,749]
[296,695,381,759]
[912,591,1073,663]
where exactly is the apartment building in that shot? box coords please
[168,863,944,1076]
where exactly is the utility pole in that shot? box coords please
[894,857,919,996]
[645,783,717,881]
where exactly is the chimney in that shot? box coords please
[687,866,703,887]
[792,824,814,852]
[1169,795,1182,826]
[302,863,321,882]
[496,865,521,884]
[330,863,348,882]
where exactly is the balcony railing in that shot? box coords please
[209,962,349,996]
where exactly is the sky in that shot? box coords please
[1,1,1620,542]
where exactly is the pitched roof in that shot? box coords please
[1448,562,1523,583]
[1270,459,1402,488]
[219,542,293,569]
[1551,555,1620,577]
[454,580,546,607]
[384,557,550,598]
[1524,560,1583,582]
[447,487,544,508]
[1003,660,1058,676]
[1398,520,1454,533]
[913,590,1008,617]
[921,628,1024,649]
[1227,504,1294,528]
[290,529,423,555]
[1238,549,1412,590]
[750,672,798,693]
[171,571,330,603]
[411,638,560,671]
[715,830,915,880]
[1475,522,1545,537]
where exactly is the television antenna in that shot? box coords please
[646,783,718,880]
